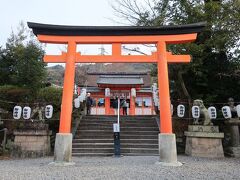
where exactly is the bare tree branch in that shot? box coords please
[122,46,148,55]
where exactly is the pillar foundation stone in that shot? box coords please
[53,133,73,165]
[156,133,182,166]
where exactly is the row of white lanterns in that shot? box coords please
[74,88,87,108]
[13,105,53,120]
[74,88,137,109]
[174,104,240,119]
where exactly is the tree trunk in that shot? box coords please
[177,70,192,119]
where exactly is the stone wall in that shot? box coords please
[11,130,52,158]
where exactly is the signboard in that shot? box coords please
[113,123,120,132]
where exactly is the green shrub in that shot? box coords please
[37,87,62,113]
[0,85,33,111]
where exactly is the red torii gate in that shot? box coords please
[28,22,205,165]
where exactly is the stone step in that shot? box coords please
[81,116,157,120]
[79,122,158,126]
[121,153,159,156]
[72,152,113,156]
[72,115,159,156]
[73,139,114,143]
[72,152,159,156]
[74,134,158,139]
[78,126,159,131]
[76,130,159,136]
[121,148,158,154]
[80,121,157,125]
[72,147,158,154]
[73,139,158,144]
[72,148,114,153]
[72,143,158,148]
[83,115,156,119]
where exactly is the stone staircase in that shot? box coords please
[72,115,159,156]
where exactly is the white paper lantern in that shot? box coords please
[22,106,31,120]
[13,106,22,120]
[74,84,77,94]
[78,95,84,102]
[208,106,217,119]
[192,106,200,119]
[105,88,110,97]
[236,105,240,118]
[131,88,136,98]
[152,83,157,92]
[81,88,87,100]
[177,104,185,118]
[45,105,53,119]
[152,83,159,106]
[222,106,232,119]
[74,98,80,108]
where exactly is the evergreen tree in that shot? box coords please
[0,22,46,90]
[113,0,240,103]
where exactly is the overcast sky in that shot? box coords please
[1,0,153,66]
[0,0,120,45]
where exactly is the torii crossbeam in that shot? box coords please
[28,22,205,165]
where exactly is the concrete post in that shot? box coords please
[52,133,74,165]
[156,134,182,166]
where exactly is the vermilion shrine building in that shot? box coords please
[79,72,155,115]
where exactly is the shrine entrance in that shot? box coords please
[28,22,205,165]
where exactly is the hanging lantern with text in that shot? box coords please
[81,88,87,100]
[45,105,53,119]
[222,106,232,119]
[74,98,80,108]
[131,88,136,98]
[177,104,185,118]
[208,106,217,119]
[192,106,200,119]
[22,106,31,120]
[236,105,240,118]
[13,106,22,120]
[152,83,159,107]
[105,88,110,97]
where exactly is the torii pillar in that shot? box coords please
[156,41,180,166]
[28,22,205,166]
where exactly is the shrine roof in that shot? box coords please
[27,22,206,36]
[97,75,144,85]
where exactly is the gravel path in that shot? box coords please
[0,155,239,180]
